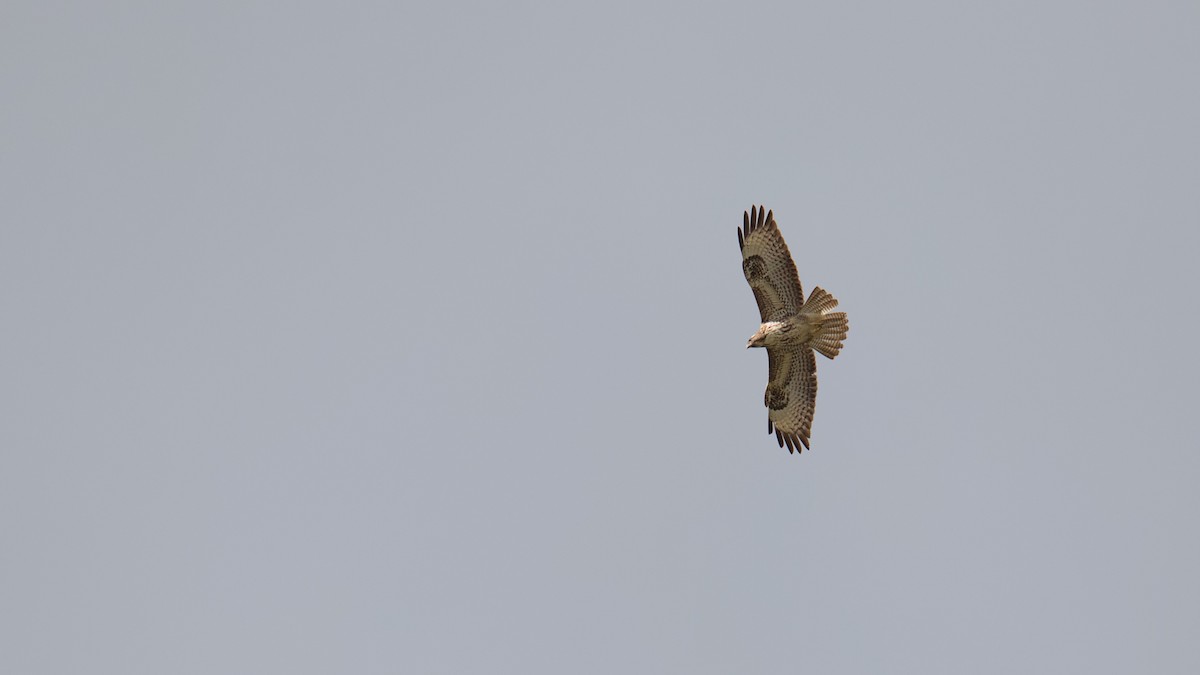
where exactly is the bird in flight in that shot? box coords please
[739,205,848,453]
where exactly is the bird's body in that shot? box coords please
[739,206,848,453]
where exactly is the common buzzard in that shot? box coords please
[739,205,848,453]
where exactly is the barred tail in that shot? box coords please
[802,287,848,360]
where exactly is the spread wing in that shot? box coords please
[738,205,804,322]
[764,346,818,453]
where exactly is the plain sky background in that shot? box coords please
[3,1,1199,673]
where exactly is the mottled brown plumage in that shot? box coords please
[740,206,848,454]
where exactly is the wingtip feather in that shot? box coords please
[742,204,779,242]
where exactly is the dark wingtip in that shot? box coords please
[743,204,776,244]
[737,227,744,249]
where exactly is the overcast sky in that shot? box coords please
[3,2,1199,673]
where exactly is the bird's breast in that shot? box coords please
[772,317,819,346]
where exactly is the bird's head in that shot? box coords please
[747,321,784,348]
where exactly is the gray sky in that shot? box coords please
[3,1,1199,673]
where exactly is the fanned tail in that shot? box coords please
[802,287,848,359]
